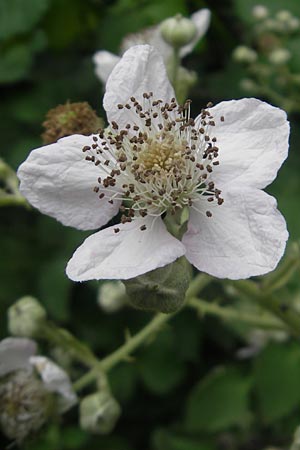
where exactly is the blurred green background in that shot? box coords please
[1,0,300,449]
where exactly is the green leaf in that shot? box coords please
[184,367,252,432]
[138,327,186,395]
[0,0,50,41]
[109,363,138,404]
[0,43,32,83]
[254,342,300,423]
[37,257,72,321]
[152,428,217,450]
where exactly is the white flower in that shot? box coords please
[18,45,289,281]
[0,337,77,413]
[93,9,211,84]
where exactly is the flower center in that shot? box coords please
[82,94,224,231]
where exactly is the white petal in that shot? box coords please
[30,356,77,413]
[0,338,36,376]
[18,134,120,230]
[180,9,211,57]
[66,216,185,281]
[183,188,288,279]
[93,50,121,84]
[198,98,289,190]
[103,45,175,128]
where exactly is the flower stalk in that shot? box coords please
[188,296,287,330]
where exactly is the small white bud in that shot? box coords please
[269,48,291,65]
[97,281,127,313]
[80,391,121,434]
[160,14,197,48]
[252,5,269,20]
[288,17,300,31]
[232,46,258,64]
[8,296,47,338]
[239,78,259,94]
[276,10,293,23]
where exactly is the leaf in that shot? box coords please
[254,342,300,423]
[152,428,217,450]
[0,43,32,83]
[138,327,186,395]
[0,0,50,41]
[184,367,252,432]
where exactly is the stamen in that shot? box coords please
[82,95,225,230]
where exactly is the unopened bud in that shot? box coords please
[239,78,259,94]
[124,256,191,313]
[0,369,54,443]
[252,5,269,20]
[80,391,121,434]
[8,296,47,338]
[276,10,293,23]
[288,17,300,31]
[269,48,291,65]
[42,102,104,144]
[232,46,257,64]
[97,281,127,313]
[160,14,197,48]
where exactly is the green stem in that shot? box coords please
[101,313,171,371]
[40,322,99,367]
[73,273,212,391]
[186,273,212,298]
[188,297,287,330]
[233,280,300,338]
[0,193,29,208]
[171,48,180,98]
[73,312,172,392]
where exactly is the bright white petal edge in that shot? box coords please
[66,216,186,281]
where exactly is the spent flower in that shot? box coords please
[0,338,77,443]
[18,45,289,281]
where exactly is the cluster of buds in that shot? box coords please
[232,5,300,113]
[1,296,122,445]
[0,338,77,443]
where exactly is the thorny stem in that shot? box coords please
[73,273,214,391]
[73,312,172,392]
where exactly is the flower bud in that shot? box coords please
[97,281,127,313]
[8,296,47,338]
[232,46,257,64]
[239,78,259,94]
[288,17,300,31]
[269,48,291,65]
[124,256,191,314]
[79,391,121,434]
[42,102,104,144]
[160,14,197,48]
[252,5,269,20]
[0,369,54,443]
[276,10,293,23]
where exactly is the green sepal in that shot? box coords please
[124,257,192,314]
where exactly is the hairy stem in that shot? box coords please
[188,296,287,330]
